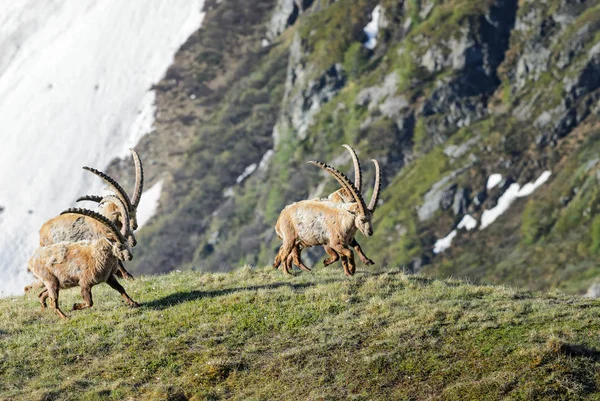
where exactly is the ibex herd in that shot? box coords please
[24,149,144,319]
[24,145,381,319]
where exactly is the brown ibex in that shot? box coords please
[282,145,377,273]
[27,208,139,319]
[273,158,381,276]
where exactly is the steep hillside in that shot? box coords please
[3,268,600,400]
[110,0,600,293]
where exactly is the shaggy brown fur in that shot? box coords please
[280,145,378,274]
[274,200,364,276]
[26,209,138,319]
[273,159,381,276]
[33,197,135,289]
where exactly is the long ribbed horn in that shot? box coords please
[60,208,127,244]
[101,195,136,247]
[82,166,133,213]
[129,148,144,208]
[342,144,362,191]
[76,195,103,203]
[307,160,367,216]
[367,159,381,212]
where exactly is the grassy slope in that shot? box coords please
[3,267,600,400]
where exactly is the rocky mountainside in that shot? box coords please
[110,0,600,294]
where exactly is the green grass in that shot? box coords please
[4,267,600,400]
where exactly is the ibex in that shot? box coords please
[273,158,381,276]
[27,208,139,319]
[37,149,144,281]
[282,145,376,272]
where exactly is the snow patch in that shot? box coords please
[480,184,520,230]
[433,214,476,254]
[486,173,503,190]
[223,187,235,198]
[433,230,457,254]
[457,214,477,231]
[236,163,258,184]
[363,5,381,50]
[518,171,552,197]
[480,171,552,230]
[136,180,164,229]
[258,149,274,172]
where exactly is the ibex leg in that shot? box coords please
[350,238,374,265]
[340,256,351,276]
[73,286,93,310]
[290,245,311,272]
[115,261,135,280]
[323,246,340,266]
[273,243,291,270]
[38,289,49,309]
[107,275,140,307]
[25,280,44,294]
[332,244,356,276]
[279,238,296,275]
[45,281,67,319]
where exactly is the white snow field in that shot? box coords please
[0,0,205,296]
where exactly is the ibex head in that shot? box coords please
[82,148,144,231]
[76,194,137,247]
[308,157,381,237]
[109,239,133,261]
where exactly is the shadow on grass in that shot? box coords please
[143,267,411,310]
[553,341,600,360]
[143,281,328,310]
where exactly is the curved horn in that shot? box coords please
[367,159,381,212]
[101,195,136,247]
[129,148,144,208]
[82,166,133,213]
[60,208,127,244]
[76,195,103,203]
[307,160,367,216]
[342,144,362,191]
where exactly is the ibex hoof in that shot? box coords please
[364,259,375,266]
[129,302,140,308]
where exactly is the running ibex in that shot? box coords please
[27,208,139,319]
[273,157,381,276]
